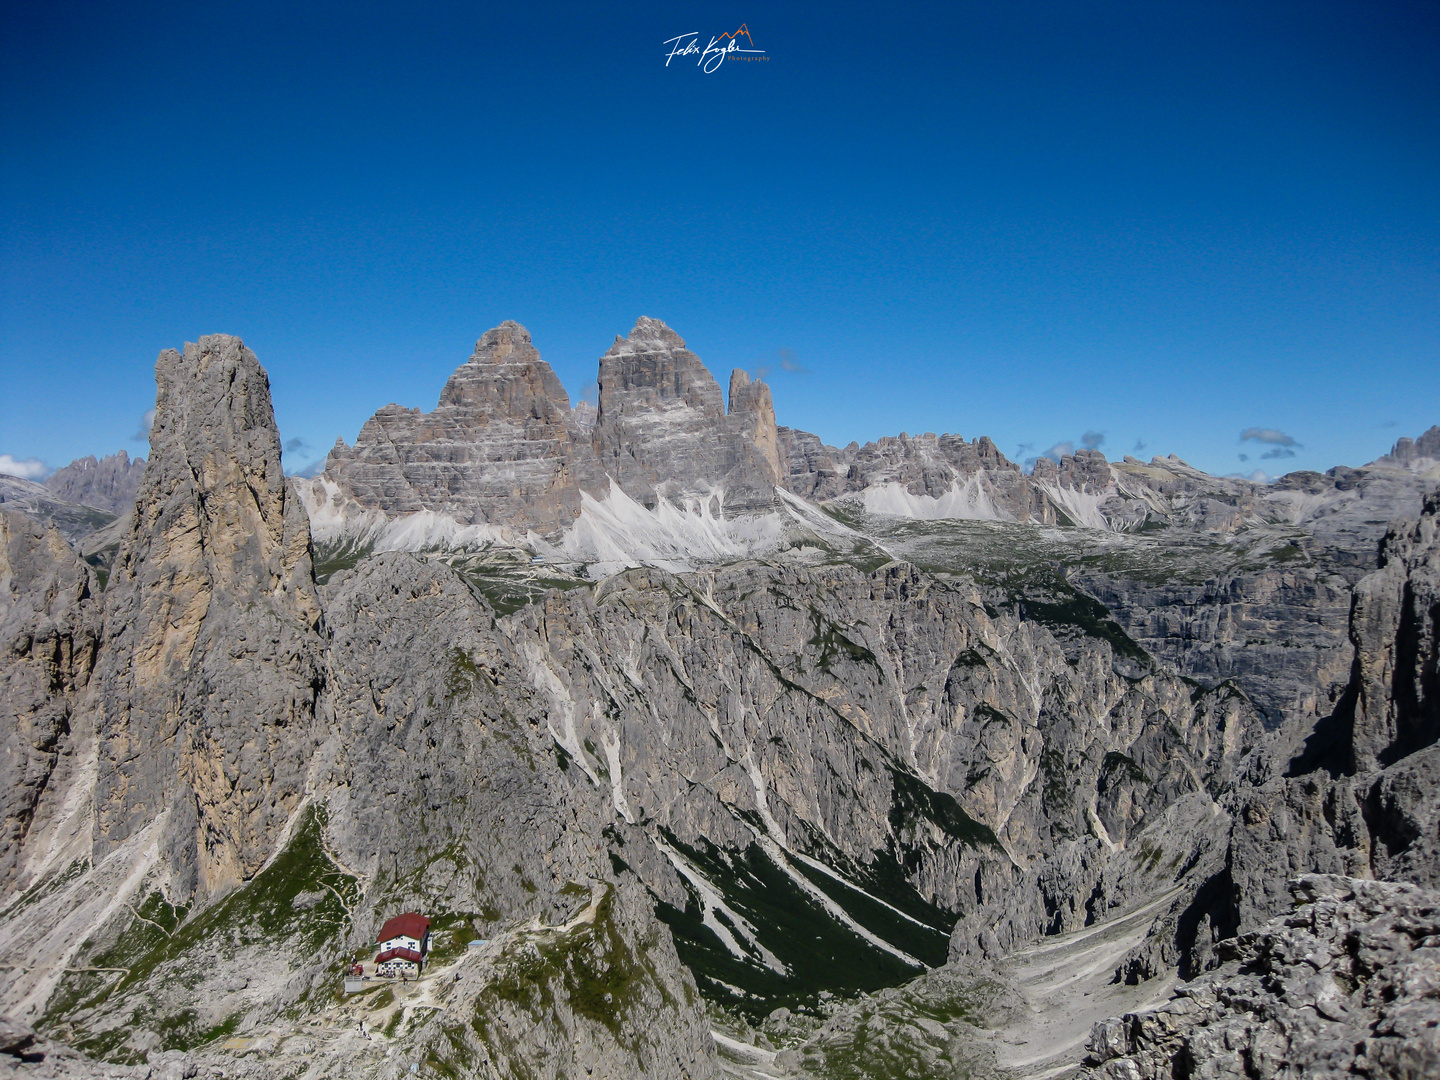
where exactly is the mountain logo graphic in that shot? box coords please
[717,24,757,49]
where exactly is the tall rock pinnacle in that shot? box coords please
[325,321,587,537]
[591,317,782,512]
[92,335,324,899]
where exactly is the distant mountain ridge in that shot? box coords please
[289,317,1439,578]
[44,451,146,515]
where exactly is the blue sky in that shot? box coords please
[2,1,1437,482]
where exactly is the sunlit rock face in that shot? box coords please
[591,317,783,515]
[324,321,591,539]
[91,334,325,900]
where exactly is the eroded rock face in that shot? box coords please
[0,509,99,890]
[1382,425,1440,469]
[43,452,146,516]
[91,334,325,899]
[325,322,590,538]
[1087,875,1440,1080]
[591,318,782,513]
[1075,567,1357,729]
[1347,491,1440,772]
[1112,486,1440,988]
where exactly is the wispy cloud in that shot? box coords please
[1133,439,1148,454]
[1226,468,1272,484]
[579,381,598,407]
[1080,430,1105,451]
[1260,447,1296,460]
[751,348,811,381]
[1240,427,1299,448]
[0,454,50,481]
[132,407,156,442]
[283,437,310,456]
[291,458,326,479]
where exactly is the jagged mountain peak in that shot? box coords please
[466,319,537,364]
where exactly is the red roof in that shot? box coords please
[375,947,424,965]
[377,913,430,945]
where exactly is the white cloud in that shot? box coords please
[0,455,50,481]
[132,408,157,442]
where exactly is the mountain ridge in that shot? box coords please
[0,326,1436,1079]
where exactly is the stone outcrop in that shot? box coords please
[1105,485,1440,987]
[324,322,589,538]
[837,432,1046,520]
[43,452,146,516]
[0,510,99,890]
[1087,875,1440,1080]
[91,334,325,899]
[775,426,852,501]
[0,1014,152,1077]
[1075,567,1356,729]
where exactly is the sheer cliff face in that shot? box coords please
[591,318,783,513]
[0,509,99,890]
[1347,492,1440,773]
[91,335,324,899]
[325,322,589,538]
[322,317,789,535]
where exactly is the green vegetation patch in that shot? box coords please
[43,805,358,1062]
[652,829,931,1022]
[472,885,667,1051]
[312,535,376,584]
[807,610,881,673]
[1016,588,1151,664]
[887,767,999,850]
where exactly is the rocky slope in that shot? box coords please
[1087,875,1440,1080]
[0,475,118,546]
[0,509,100,891]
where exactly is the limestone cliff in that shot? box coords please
[90,334,325,899]
[43,452,146,517]
[0,509,99,890]
[325,322,591,539]
[591,318,783,514]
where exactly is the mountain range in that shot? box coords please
[0,321,1436,1079]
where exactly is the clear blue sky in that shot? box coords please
[3,1,1437,481]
